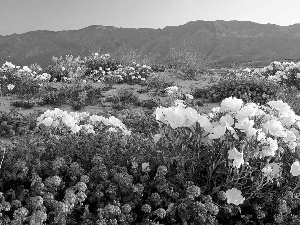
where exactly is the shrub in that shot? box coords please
[192,74,280,105]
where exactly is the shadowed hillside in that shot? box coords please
[1,20,300,67]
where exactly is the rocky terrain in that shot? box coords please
[1,20,300,67]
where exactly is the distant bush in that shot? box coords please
[161,47,209,80]
[192,74,280,105]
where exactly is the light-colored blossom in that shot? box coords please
[290,161,300,176]
[261,119,287,137]
[262,162,282,182]
[7,84,15,91]
[228,147,244,169]
[208,124,226,139]
[235,118,255,132]
[220,97,243,113]
[185,94,194,100]
[260,137,278,157]
[153,133,162,144]
[42,117,53,127]
[142,162,150,172]
[267,100,292,116]
[235,103,259,120]
[219,114,234,127]
[225,188,245,205]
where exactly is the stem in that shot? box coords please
[0,142,6,171]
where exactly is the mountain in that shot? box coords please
[1,20,300,68]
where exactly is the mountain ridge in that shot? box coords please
[1,20,300,68]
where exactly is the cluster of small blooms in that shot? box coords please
[36,108,131,135]
[33,72,51,81]
[7,84,15,91]
[154,102,199,129]
[165,86,180,96]
[86,53,153,83]
[250,61,300,85]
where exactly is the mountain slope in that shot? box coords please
[1,20,300,67]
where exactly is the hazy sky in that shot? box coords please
[1,0,300,36]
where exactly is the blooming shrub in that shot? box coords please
[0,62,48,98]
[36,108,131,136]
[192,73,280,105]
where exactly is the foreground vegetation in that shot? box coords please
[1,51,300,224]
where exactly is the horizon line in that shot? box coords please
[1,19,300,37]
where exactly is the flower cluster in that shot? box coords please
[86,53,153,84]
[154,96,300,206]
[253,61,300,89]
[36,108,131,135]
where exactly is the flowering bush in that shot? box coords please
[36,108,131,136]
[253,61,300,90]
[84,53,154,84]
[0,62,48,98]
[152,96,300,222]
[44,55,86,82]
[192,73,280,105]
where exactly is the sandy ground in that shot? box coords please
[0,72,220,144]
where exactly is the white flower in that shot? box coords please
[208,124,226,139]
[7,84,15,91]
[212,107,220,113]
[256,130,266,142]
[225,188,245,205]
[220,97,243,113]
[197,115,212,131]
[185,94,194,100]
[42,117,53,127]
[283,130,297,143]
[288,142,297,151]
[219,114,234,127]
[246,127,258,138]
[235,103,259,120]
[70,124,81,133]
[166,86,179,95]
[235,118,254,132]
[243,68,251,73]
[174,100,186,107]
[267,100,292,116]
[141,78,146,81]
[261,119,287,137]
[262,162,282,181]
[290,161,300,176]
[153,133,162,144]
[142,162,150,172]
[108,127,117,133]
[228,147,244,169]
[90,115,105,123]
[261,137,278,157]
[154,106,199,129]
[132,161,138,169]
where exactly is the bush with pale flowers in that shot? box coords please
[151,95,300,223]
[36,108,131,136]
